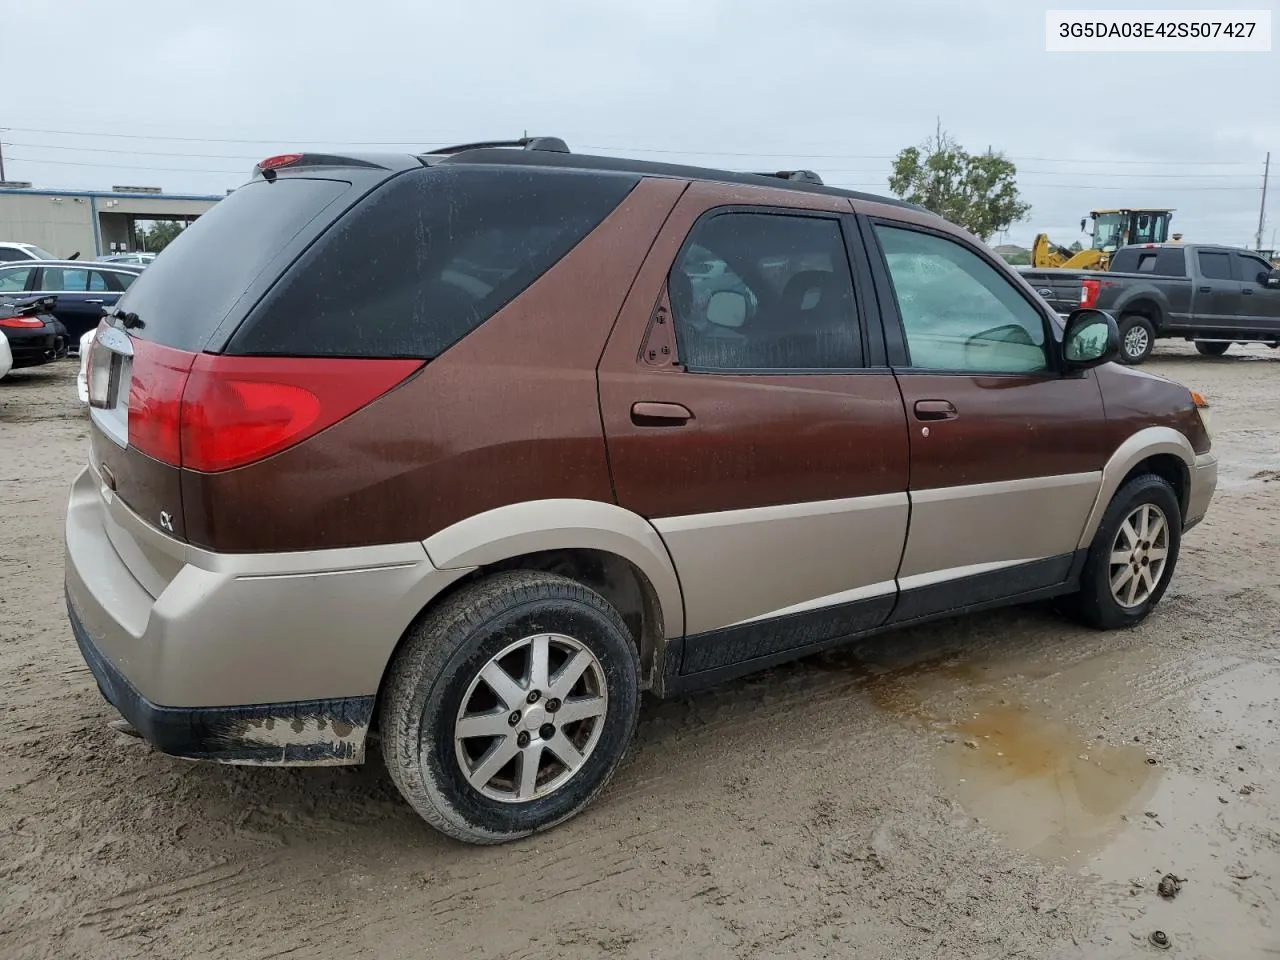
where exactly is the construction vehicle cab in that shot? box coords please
[1086,209,1173,254]
[1032,207,1175,271]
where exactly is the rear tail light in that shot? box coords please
[1080,279,1101,309]
[125,343,420,472]
[127,341,196,464]
[0,317,44,328]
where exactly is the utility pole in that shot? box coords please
[1256,151,1270,252]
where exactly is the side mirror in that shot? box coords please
[705,289,747,328]
[1265,268,1280,289]
[1062,308,1119,368]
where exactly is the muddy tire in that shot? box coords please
[379,570,640,845]
[1117,315,1156,365]
[1195,341,1230,357]
[1065,473,1182,630]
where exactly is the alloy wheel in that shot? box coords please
[1109,503,1169,608]
[453,633,608,803]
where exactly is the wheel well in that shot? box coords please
[1120,300,1161,330]
[373,548,667,729]
[1123,454,1189,519]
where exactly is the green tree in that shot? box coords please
[1069,240,1084,253]
[888,126,1031,241]
[135,220,187,252]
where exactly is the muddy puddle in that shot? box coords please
[820,645,1280,956]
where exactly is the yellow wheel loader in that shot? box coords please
[1031,208,1174,270]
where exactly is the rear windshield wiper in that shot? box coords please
[105,304,145,330]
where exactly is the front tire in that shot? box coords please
[1118,315,1156,364]
[1066,473,1182,630]
[1195,340,1230,357]
[380,571,640,845]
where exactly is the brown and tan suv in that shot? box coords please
[65,137,1217,844]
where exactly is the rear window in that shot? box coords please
[114,177,351,351]
[1112,247,1186,276]
[229,165,639,359]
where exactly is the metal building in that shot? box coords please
[0,182,222,259]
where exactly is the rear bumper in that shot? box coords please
[68,597,373,765]
[63,465,472,765]
[1185,452,1218,531]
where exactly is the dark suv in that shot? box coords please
[65,138,1216,844]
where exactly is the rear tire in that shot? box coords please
[1064,473,1181,630]
[379,570,640,845]
[1194,341,1230,357]
[1118,315,1156,364]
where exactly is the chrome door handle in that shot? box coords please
[86,298,105,303]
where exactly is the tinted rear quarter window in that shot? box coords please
[1156,248,1186,276]
[1197,251,1233,280]
[115,177,352,351]
[231,165,639,359]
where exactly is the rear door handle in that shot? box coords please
[85,298,104,304]
[1242,288,1254,296]
[631,401,693,426]
[914,399,958,421]
[1198,286,1212,293]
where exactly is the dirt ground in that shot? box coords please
[2,344,1277,960]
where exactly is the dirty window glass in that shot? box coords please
[234,166,638,358]
[874,225,1048,373]
[669,212,861,371]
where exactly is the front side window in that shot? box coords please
[1235,254,1272,284]
[669,212,861,371]
[874,224,1048,374]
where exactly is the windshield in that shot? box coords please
[24,245,57,260]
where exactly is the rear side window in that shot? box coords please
[1198,251,1233,280]
[115,177,352,351]
[669,212,861,371]
[1156,248,1186,276]
[231,166,639,358]
[0,266,33,292]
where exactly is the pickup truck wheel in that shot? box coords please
[379,570,640,845]
[1194,341,1230,357]
[1118,315,1156,364]
[1062,473,1182,630]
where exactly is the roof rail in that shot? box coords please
[424,136,570,156]
[753,169,825,186]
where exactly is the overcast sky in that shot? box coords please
[2,0,1276,248]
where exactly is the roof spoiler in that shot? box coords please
[753,169,825,186]
[424,136,571,156]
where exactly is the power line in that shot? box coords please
[0,124,1268,166]
[1,153,243,175]
[5,141,1266,180]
